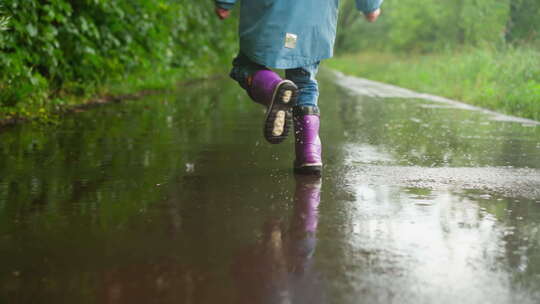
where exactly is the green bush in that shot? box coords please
[327,46,540,120]
[0,1,237,120]
[332,0,540,120]
[336,0,539,54]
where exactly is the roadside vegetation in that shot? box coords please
[0,1,237,123]
[330,0,540,120]
[2,0,538,123]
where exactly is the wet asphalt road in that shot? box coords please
[1,70,540,303]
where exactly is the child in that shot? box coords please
[215,0,383,175]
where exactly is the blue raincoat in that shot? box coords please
[216,0,383,69]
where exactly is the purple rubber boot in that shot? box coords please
[291,175,321,236]
[249,70,298,144]
[293,106,322,176]
[288,175,321,270]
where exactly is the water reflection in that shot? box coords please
[1,72,540,303]
[322,178,540,304]
[99,261,204,304]
[233,175,325,304]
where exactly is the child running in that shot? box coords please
[215,0,383,175]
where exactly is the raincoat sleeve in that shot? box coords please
[215,0,236,10]
[355,0,383,14]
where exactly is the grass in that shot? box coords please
[0,64,228,127]
[327,46,540,121]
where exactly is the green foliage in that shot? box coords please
[0,14,8,33]
[334,0,540,120]
[507,0,540,43]
[337,0,538,53]
[0,0,237,120]
[327,46,540,120]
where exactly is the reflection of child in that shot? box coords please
[232,175,323,304]
[215,0,382,175]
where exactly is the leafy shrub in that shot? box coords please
[0,0,237,119]
[336,0,539,54]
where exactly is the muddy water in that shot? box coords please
[1,72,540,304]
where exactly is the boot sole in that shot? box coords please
[263,80,298,144]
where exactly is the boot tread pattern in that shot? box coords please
[264,80,298,144]
[282,90,292,103]
[272,111,286,136]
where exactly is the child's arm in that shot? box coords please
[215,0,235,20]
[356,0,383,22]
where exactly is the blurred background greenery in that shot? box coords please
[330,0,540,120]
[336,0,540,53]
[0,0,538,122]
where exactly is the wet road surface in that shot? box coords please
[1,71,540,303]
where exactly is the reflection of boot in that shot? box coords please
[289,175,321,273]
[249,70,298,144]
[293,106,322,175]
[231,176,323,304]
